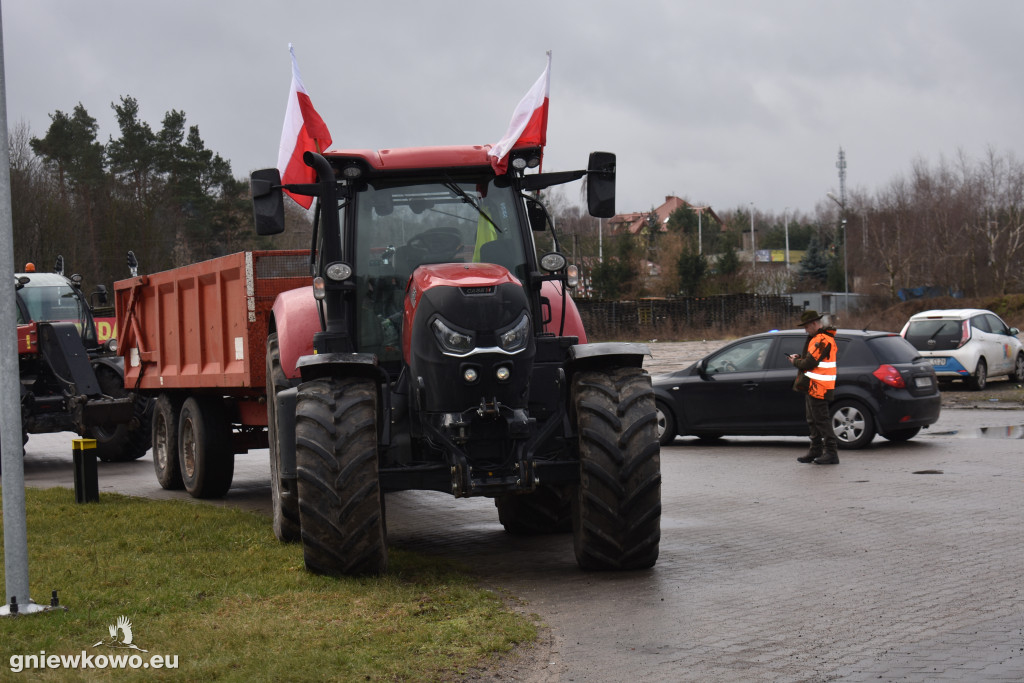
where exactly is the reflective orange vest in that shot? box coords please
[804,330,837,399]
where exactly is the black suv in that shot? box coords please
[653,329,941,449]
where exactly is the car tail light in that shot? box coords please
[957,320,971,349]
[872,364,905,388]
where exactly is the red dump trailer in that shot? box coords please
[114,250,310,497]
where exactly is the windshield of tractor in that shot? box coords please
[352,178,529,361]
[17,278,98,347]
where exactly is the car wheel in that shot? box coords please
[882,427,921,442]
[655,400,677,446]
[1010,353,1024,382]
[968,358,987,391]
[830,400,876,450]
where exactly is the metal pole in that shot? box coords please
[598,217,603,263]
[784,207,790,266]
[750,203,755,270]
[843,218,849,313]
[697,209,702,255]
[0,0,40,615]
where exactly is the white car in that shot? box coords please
[900,309,1024,390]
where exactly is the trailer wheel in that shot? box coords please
[571,367,661,571]
[178,396,234,498]
[267,333,300,542]
[496,484,572,535]
[295,376,387,576]
[152,394,184,490]
[89,363,153,462]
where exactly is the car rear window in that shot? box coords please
[903,320,963,351]
[867,334,922,363]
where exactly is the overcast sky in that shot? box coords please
[4,1,1022,219]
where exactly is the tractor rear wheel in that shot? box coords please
[496,484,572,535]
[178,396,234,498]
[267,334,300,542]
[295,376,387,576]
[571,366,661,571]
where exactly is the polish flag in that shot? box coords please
[277,44,333,209]
[489,51,551,175]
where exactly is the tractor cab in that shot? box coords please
[15,271,103,353]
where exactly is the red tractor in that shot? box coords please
[250,144,661,575]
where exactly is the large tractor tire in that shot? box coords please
[496,484,572,536]
[151,394,184,490]
[267,333,300,543]
[295,376,387,576]
[178,396,234,498]
[90,363,152,462]
[571,366,661,571]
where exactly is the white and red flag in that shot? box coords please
[489,51,551,174]
[277,43,333,209]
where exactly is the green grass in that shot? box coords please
[0,488,536,681]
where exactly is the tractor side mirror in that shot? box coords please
[251,168,286,235]
[586,151,616,218]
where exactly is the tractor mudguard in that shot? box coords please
[271,286,319,380]
[274,386,298,479]
[296,352,382,383]
[569,342,651,371]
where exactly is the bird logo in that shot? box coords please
[93,615,148,652]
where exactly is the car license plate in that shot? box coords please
[928,358,946,366]
[915,376,933,388]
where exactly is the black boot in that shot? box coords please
[798,439,823,463]
[814,439,840,465]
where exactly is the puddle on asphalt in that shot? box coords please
[927,425,1024,439]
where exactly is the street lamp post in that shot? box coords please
[827,192,849,313]
[783,207,790,266]
[750,202,755,270]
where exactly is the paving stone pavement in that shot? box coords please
[16,340,1024,682]
[382,407,1024,682]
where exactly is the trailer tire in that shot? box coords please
[90,363,152,462]
[571,367,661,571]
[152,394,184,490]
[178,396,234,498]
[267,333,300,542]
[295,376,387,576]
[496,485,572,535]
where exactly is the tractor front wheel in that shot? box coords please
[295,376,387,576]
[89,363,152,462]
[571,366,661,571]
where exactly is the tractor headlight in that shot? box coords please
[432,318,475,355]
[497,314,530,352]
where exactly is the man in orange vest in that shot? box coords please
[788,310,839,465]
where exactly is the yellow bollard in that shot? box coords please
[72,438,99,503]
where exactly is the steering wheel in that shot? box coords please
[406,227,463,259]
[719,360,738,373]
